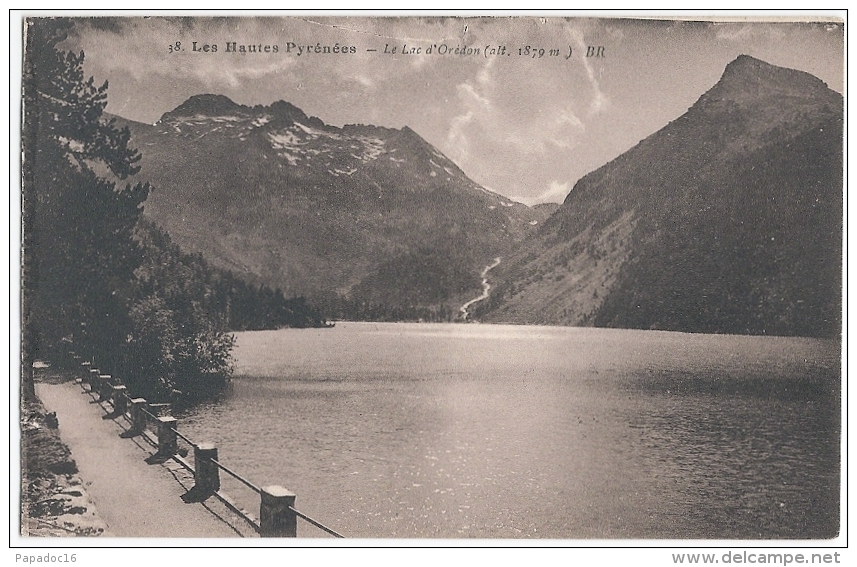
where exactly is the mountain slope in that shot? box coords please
[115,96,548,314]
[478,55,842,337]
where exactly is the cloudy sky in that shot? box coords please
[56,15,843,206]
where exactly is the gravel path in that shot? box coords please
[35,381,253,538]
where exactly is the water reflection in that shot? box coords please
[177,323,840,539]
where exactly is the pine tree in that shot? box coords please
[22,18,150,380]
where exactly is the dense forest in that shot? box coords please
[21,18,329,403]
[319,293,459,323]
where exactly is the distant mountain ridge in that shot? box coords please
[115,55,841,335]
[477,55,842,337]
[115,95,550,317]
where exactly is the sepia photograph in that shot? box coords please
[14,10,845,550]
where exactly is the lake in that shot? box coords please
[175,322,840,539]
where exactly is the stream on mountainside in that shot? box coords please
[459,257,501,320]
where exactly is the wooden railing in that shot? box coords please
[68,351,344,538]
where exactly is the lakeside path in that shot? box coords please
[35,380,252,538]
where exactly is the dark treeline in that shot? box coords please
[319,294,459,323]
[21,18,329,404]
[313,245,478,323]
[135,218,329,333]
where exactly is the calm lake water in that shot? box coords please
[176,322,840,539]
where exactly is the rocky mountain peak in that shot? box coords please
[696,54,839,109]
[158,94,250,123]
[729,54,829,88]
[267,100,316,125]
[157,95,332,130]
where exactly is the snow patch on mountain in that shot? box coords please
[295,121,343,141]
[268,130,302,151]
[356,137,385,162]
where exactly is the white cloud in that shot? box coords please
[354,75,376,89]
[568,26,610,115]
[457,83,492,110]
[557,109,584,129]
[444,59,496,165]
[67,18,299,89]
[446,110,475,164]
[511,180,570,206]
[504,103,584,155]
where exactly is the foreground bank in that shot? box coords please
[20,371,108,537]
[22,363,254,538]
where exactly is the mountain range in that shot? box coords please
[114,95,552,318]
[117,54,842,336]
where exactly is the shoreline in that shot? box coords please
[21,362,255,538]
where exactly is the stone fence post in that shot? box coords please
[97,375,112,401]
[156,416,178,456]
[89,368,100,393]
[111,384,128,415]
[130,398,148,433]
[260,486,297,537]
[194,443,220,494]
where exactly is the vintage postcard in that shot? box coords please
[16,11,845,554]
